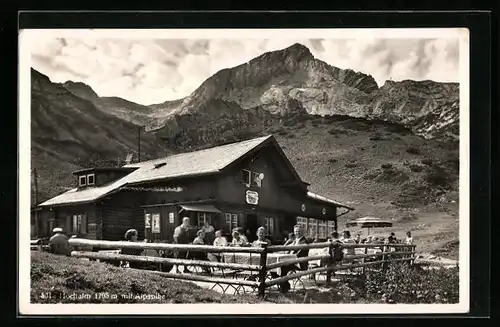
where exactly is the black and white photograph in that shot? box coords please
[19,27,470,315]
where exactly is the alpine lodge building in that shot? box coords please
[34,135,354,244]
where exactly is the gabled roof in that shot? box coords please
[307,191,355,211]
[38,135,274,207]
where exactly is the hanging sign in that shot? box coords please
[152,213,160,233]
[322,208,327,215]
[246,190,259,205]
[144,213,151,228]
[301,204,306,212]
[169,212,175,224]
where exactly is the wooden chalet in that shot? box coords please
[35,135,354,244]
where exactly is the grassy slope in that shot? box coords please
[269,116,459,259]
[31,252,261,304]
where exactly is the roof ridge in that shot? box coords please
[126,134,272,167]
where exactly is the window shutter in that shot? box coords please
[72,215,78,235]
[66,216,72,235]
[80,214,87,234]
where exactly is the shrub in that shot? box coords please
[362,263,459,304]
[345,162,358,168]
[369,132,383,141]
[381,163,393,169]
[421,159,433,166]
[375,168,409,183]
[406,147,421,155]
[328,158,338,164]
[409,164,424,172]
[328,127,349,135]
[425,166,450,187]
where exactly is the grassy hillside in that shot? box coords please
[31,69,168,204]
[31,252,260,304]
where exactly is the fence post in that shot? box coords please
[258,242,268,298]
[326,242,333,286]
[362,246,368,274]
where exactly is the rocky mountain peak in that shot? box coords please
[62,80,100,101]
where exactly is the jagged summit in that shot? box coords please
[63,80,100,101]
[249,42,314,66]
[279,42,314,60]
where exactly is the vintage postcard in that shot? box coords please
[19,27,470,315]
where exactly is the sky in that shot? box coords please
[30,35,460,105]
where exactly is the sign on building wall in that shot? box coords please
[152,213,160,233]
[144,213,151,228]
[169,212,175,224]
[245,190,259,205]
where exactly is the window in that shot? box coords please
[225,213,238,229]
[79,175,87,186]
[308,218,318,238]
[264,217,275,235]
[318,220,327,239]
[241,169,262,188]
[87,174,95,185]
[296,217,308,231]
[197,212,212,227]
[327,221,336,236]
[72,214,87,235]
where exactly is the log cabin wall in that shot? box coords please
[100,191,145,241]
[49,204,98,239]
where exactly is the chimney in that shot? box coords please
[125,153,133,165]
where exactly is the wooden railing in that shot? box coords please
[30,239,50,251]
[65,238,417,297]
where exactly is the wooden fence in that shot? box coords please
[58,238,417,297]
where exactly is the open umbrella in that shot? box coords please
[345,216,393,235]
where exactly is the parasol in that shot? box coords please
[345,216,393,235]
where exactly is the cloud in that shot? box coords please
[30,35,459,105]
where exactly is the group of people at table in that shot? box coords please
[46,216,414,292]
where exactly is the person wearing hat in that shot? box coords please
[120,229,144,269]
[49,227,71,256]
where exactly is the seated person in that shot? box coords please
[252,227,272,247]
[213,230,228,247]
[190,230,208,259]
[279,224,310,293]
[283,232,295,246]
[188,230,211,274]
[120,229,144,269]
[49,227,71,256]
[208,230,227,262]
[230,228,249,247]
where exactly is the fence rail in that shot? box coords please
[40,238,417,297]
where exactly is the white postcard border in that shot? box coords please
[18,27,470,315]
